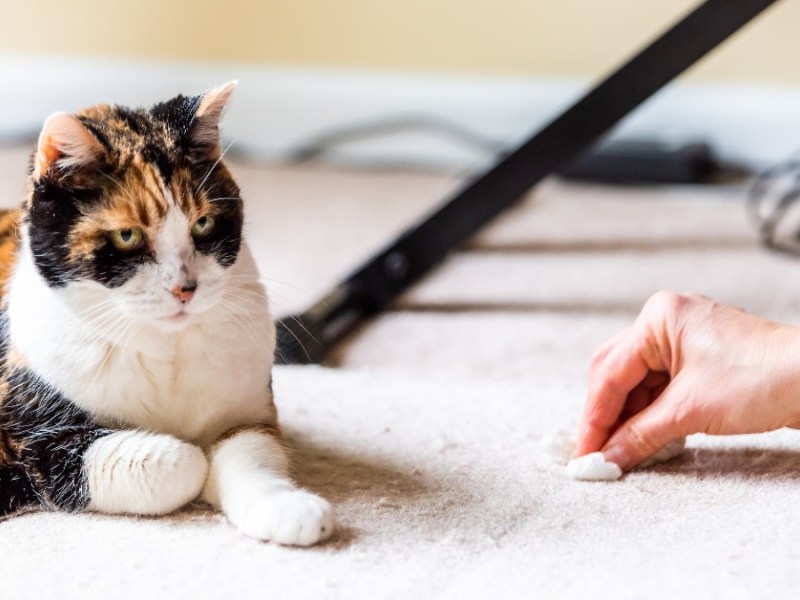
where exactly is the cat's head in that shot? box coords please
[25,82,244,330]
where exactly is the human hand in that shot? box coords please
[577,291,800,470]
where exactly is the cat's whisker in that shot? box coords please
[220,290,303,335]
[82,315,138,399]
[221,277,315,318]
[223,287,307,328]
[73,299,119,323]
[221,290,269,309]
[210,313,266,349]
[216,305,275,349]
[71,302,123,332]
[57,310,130,382]
[223,295,311,358]
[225,273,311,293]
[215,298,272,333]
[57,310,120,351]
[225,282,324,350]
[283,314,320,346]
[216,297,270,327]
[97,170,125,193]
[222,315,271,344]
[276,322,312,361]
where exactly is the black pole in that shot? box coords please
[276,0,780,364]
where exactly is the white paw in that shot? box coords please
[86,431,208,515]
[235,489,335,546]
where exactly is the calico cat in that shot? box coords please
[0,82,334,546]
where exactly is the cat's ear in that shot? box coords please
[34,112,105,182]
[188,81,237,158]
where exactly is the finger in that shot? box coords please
[601,376,692,471]
[590,327,632,365]
[577,328,653,455]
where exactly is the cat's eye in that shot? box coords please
[191,215,215,238]
[110,227,144,251]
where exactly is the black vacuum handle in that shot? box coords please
[276,0,780,364]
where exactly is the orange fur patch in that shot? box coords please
[0,210,21,297]
[67,161,215,263]
[215,422,283,447]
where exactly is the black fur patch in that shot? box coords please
[91,238,154,288]
[193,201,243,268]
[27,182,101,287]
[189,160,243,268]
[2,368,112,512]
[0,464,40,516]
[123,111,168,180]
[77,118,114,155]
[151,94,202,142]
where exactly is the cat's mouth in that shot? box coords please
[159,310,190,324]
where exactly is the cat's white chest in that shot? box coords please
[7,245,277,447]
[85,316,276,444]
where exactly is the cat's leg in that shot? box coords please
[83,430,208,515]
[202,425,334,546]
[4,369,208,515]
[21,427,208,515]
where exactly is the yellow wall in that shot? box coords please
[2,1,798,83]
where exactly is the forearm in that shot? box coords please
[202,424,291,510]
[201,423,333,546]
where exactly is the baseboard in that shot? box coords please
[3,53,799,170]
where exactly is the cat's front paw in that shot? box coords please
[85,431,208,515]
[235,489,334,546]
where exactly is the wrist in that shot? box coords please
[768,324,800,430]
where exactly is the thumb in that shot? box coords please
[601,377,693,471]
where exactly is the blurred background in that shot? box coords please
[2,0,798,78]
[2,0,800,319]
[2,0,800,170]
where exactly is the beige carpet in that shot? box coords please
[3,144,800,598]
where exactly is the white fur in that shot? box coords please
[85,430,208,515]
[202,431,334,546]
[7,201,335,544]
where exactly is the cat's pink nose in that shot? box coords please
[171,283,197,304]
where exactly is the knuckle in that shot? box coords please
[589,343,609,367]
[681,291,709,302]
[645,290,688,316]
[624,421,661,456]
[590,327,633,369]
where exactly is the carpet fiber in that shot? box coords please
[2,146,800,599]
